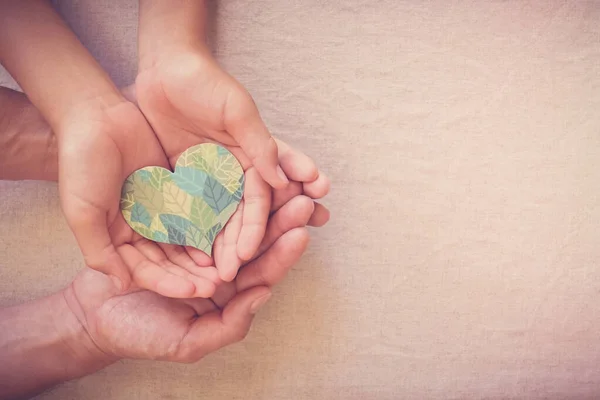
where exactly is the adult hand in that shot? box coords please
[63,191,315,361]
[209,138,331,281]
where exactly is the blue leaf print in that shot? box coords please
[167,225,186,246]
[153,231,168,242]
[172,166,209,196]
[131,203,152,227]
[138,169,152,182]
[160,214,192,246]
[207,222,222,243]
[203,175,233,214]
[159,213,191,234]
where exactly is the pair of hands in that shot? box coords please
[63,180,315,362]
[59,43,329,298]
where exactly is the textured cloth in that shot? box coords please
[2,1,600,399]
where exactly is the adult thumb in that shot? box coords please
[179,287,272,362]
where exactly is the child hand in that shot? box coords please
[136,45,287,190]
[57,98,219,297]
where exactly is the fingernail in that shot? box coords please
[109,274,123,292]
[276,165,289,184]
[250,293,272,314]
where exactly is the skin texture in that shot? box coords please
[0,86,57,181]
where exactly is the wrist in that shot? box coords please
[0,87,58,181]
[55,290,117,377]
[53,91,128,141]
[0,0,124,130]
[0,291,115,399]
[138,0,208,72]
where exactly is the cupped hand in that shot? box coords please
[57,99,219,298]
[63,190,315,362]
[207,137,331,282]
[132,50,332,279]
[136,45,288,189]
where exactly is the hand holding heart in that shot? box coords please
[131,44,333,283]
[57,100,226,299]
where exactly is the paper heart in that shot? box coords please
[120,143,245,256]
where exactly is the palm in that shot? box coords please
[68,269,197,360]
[136,50,247,161]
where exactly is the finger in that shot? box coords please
[185,246,215,267]
[213,230,225,273]
[210,280,238,309]
[224,92,288,189]
[215,202,244,282]
[67,206,131,291]
[255,195,314,259]
[308,202,330,227]
[303,172,330,199]
[177,286,272,362]
[162,261,217,298]
[135,239,216,298]
[237,168,270,260]
[274,138,330,199]
[181,297,218,315]
[117,243,196,298]
[237,228,309,292]
[275,138,319,182]
[158,242,220,283]
[271,181,303,212]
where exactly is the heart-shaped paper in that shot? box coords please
[120,143,244,256]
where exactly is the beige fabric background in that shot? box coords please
[1,1,600,398]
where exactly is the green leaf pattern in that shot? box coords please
[131,203,152,227]
[120,143,244,256]
[150,168,171,190]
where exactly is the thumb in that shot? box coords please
[67,208,131,292]
[177,286,272,362]
[224,91,288,189]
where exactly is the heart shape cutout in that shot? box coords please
[120,143,245,256]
